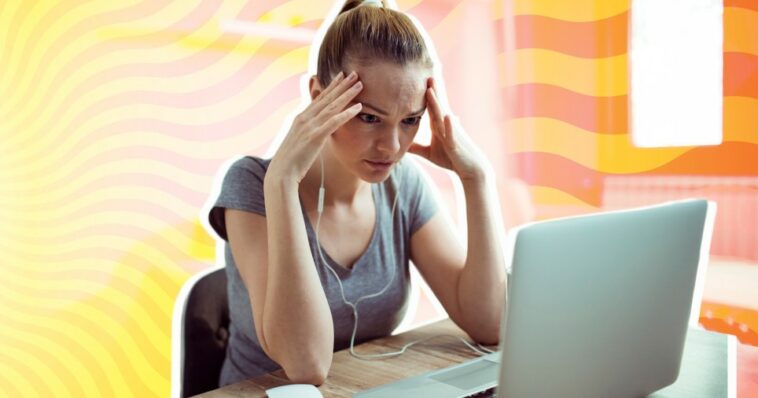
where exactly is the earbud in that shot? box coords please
[318,156,326,214]
[317,187,325,213]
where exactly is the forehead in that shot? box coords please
[349,61,431,115]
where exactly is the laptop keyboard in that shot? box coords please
[463,386,496,398]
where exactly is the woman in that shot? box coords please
[208,0,506,386]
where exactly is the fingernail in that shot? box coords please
[349,71,357,79]
[337,71,344,79]
[353,81,363,90]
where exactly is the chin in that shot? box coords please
[359,170,393,184]
[357,160,395,183]
[362,174,391,184]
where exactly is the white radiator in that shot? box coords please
[603,176,758,262]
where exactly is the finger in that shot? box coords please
[316,71,346,101]
[320,70,358,104]
[426,87,446,138]
[430,77,441,99]
[408,142,431,159]
[302,72,345,118]
[318,102,362,137]
[311,71,359,115]
[317,80,363,124]
[443,115,456,146]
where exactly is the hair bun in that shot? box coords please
[339,0,384,15]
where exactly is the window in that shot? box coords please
[629,0,723,148]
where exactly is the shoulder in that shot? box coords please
[390,156,438,234]
[224,156,271,184]
[392,156,434,198]
[208,156,271,240]
[217,155,273,203]
[393,156,425,186]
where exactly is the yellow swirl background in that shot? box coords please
[2,0,756,396]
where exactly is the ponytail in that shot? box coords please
[339,0,385,14]
[316,0,432,87]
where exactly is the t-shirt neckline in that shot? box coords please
[300,183,380,276]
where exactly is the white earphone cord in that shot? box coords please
[315,156,495,359]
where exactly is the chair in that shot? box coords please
[171,267,230,398]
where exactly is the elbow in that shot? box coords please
[262,327,334,386]
[471,331,500,346]
[280,355,331,385]
[465,320,501,346]
[454,317,500,346]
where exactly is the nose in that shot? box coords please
[375,125,401,154]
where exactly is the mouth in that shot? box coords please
[364,159,394,171]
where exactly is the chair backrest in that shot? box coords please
[172,267,230,398]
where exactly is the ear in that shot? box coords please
[309,75,323,101]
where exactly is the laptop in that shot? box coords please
[355,199,715,398]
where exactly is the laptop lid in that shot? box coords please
[496,199,714,398]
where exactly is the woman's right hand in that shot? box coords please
[268,71,364,185]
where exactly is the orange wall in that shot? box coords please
[499,0,758,217]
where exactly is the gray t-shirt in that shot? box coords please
[207,156,437,386]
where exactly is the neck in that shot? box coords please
[300,147,369,209]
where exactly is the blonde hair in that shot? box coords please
[316,0,433,87]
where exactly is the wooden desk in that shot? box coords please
[198,319,734,398]
[197,319,478,397]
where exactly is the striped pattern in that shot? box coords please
[499,7,758,394]
[500,0,758,218]
[0,0,330,396]
[2,0,756,396]
[0,0,494,396]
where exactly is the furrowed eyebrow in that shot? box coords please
[360,102,388,116]
[361,102,426,117]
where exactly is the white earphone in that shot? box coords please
[313,155,494,359]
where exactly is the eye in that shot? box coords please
[357,113,380,124]
[402,116,421,126]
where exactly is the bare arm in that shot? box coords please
[225,202,332,384]
[264,178,335,382]
[224,71,364,385]
[456,174,506,343]
[409,77,506,344]
[409,173,506,345]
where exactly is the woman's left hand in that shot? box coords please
[408,77,486,182]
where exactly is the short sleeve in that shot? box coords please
[398,158,438,235]
[208,156,270,241]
